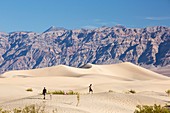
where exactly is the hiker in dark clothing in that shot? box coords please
[89,84,93,94]
[42,87,47,99]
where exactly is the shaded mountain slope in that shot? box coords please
[0,26,170,74]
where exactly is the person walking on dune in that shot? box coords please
[42,87,47,99]
[89,84,93,94]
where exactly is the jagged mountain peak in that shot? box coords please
[43,26,67,33]
[0,26,169,74]
[114,25,126,29]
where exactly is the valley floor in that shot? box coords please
[1,77,170,113]
[1,63,170,113]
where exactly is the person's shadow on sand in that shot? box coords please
[27,97,43,100]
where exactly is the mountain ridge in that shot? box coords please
[0,26,169,74]
[43,26,67,33]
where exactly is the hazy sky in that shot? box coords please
[0,0,170,32]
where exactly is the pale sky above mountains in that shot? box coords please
[0,0,170,32]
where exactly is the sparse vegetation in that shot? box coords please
[0,104,46,113]
[26,88,33,92]
[47,90,79,95]
[108,90,114,93]
[129,89,136,94]
[66,90,79,95]
[166,90,170,96]
[47,90,65,95]
[0,107,10,113]
[134,104,170,113]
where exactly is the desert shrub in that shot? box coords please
[108,90,114,92]
[47,90,79,95]
[48,90,65,95]
[134,104,170,113]
[129,89,136,94]
[166,90,170,96]
[0,104,45,113]
[26,88,33,92]
[22,104,45,113]
[46,91,51,95]
[0,107,10,113]
[52,108,58,113]
[13,108,22,113]
[66,90,79,95]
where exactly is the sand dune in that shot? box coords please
[1,62,168,80]
[151,65,170,77]
[0,62,170,113]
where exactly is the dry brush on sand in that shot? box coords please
[0,62,170,113]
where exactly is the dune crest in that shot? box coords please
[1,62,168,80]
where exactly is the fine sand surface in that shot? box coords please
[0,62,170,113]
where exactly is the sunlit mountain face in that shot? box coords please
[0,26,169,74]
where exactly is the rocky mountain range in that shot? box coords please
[0,26,170,74]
